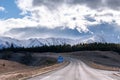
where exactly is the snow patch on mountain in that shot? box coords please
[0,35,106,49]
[81,35,106,43]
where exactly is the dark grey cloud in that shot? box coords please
[32,0,120,10]
[106,0,120,10]
[32,0,103,9]
[71,0,103,9]
[5,27,91,39]
[33,0,64,9]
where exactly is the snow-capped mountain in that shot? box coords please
[0,35,106,49]
[20,38,75,48]
[76,35,106,43]
[0,37,22,48]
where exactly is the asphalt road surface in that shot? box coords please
[28,58,120,80]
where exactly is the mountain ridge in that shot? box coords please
[0,35,106,49]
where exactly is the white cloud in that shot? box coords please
[0,0,120,38]
[15,0,33,15]
[0,16,40,36]
[0,6,5,12]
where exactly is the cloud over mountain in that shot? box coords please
[0,0,120,43]
[4,27,91,39]
[3,23,120,43]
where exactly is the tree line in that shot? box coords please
[0,43,120,54]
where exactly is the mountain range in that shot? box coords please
[0,35,106,49]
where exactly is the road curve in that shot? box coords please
[27,58,120,80]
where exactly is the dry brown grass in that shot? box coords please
[0,60,68,80]
[0,60,28,74]
[89,62,120,71]
[69,51,120,71]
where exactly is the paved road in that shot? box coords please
[28,58,120,80]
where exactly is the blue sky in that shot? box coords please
[0,0,120,43]
[0,0,23,19]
